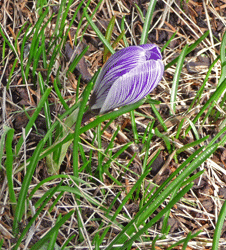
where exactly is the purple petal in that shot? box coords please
[89,44,164,112]
[139,44,162,60]
[99,59,164,114]
[91,46,147,108]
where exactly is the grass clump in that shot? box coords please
[1,0,226,249]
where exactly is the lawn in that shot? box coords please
[1,0,226,249]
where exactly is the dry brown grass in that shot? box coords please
[1,0,226,249]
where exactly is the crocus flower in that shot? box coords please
[89,44,164,114]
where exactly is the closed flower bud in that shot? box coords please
[89,44,164,114]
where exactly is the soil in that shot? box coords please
[1,0,226,249]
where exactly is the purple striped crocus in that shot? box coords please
[89,44,164,114]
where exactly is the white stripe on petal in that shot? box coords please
[92,46,146,97]
[100,59,164,113]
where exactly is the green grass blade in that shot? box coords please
[120,183,193,250]
[13,182,63,250]
[176,135,209,154]
[13,139,46,235]
[186,118,200,140]
[20,24,31,82]
[38,72,52,146]
[46,42,62,83]
[134,3,145,23]
[151,235,160,250]
[0,125,11,170]
[146,148,160,170]
[51,0,75,42]
[107,144,218,248]
[188,55,219,112]
[84,11,115,54]
[212,200,226,250]
[30,210,74,250]
[210,125,226,148]
[146,148,203,204]
[150,103,167,131]
[103,16,116,62]
[62,235,76,250]
[142,122,151,144]
[54,0,66,36]
[7,58,18,90]
[161,31,177,52]
[130,110,138,143]
[142,121,154,172]
[140,0,158,45]
[166,231,202,250]
[15,87,52,155]
[32,33,45,78]
[72,80,93,242]
[213,30,226,119]
[218,31,226,86]
[80,99,146,134]
[97,192,121,244]
[0,23,17,55]
[42,97,81,146]
[29,174,86,199]
[5,127,17,214]
[74,0,92,45]
[54,0,67,36]
[2,39,5,64]
[25,8,50,79]
[182,169,204,189]
[103,125,120,156]
[78,138,88,164]
[53,79,69,110]
[102,142,132,185]
[76,0,103,46]
[49,192,64,213]
[73,81,93,177]
[97,124,103,182]
[46,73,97,172]
[161,186,179,234]
[185,78,226,135]
[104,143,133,168]
[33,186,62,209]
[39,99,146,161]
[121,16,129,47]
[36,0,48,15]
[59,0,75,37]
[170,45,188,114]
[155,127,171,153]
[102,167,153,245]
[48,214,62,250]
[175,118,185,139]
[0,239,3,248]
[111,30,125,49]
[76,75,82,102]
[165,30,209,70]
[58,186,106,208]
[67,45,89,75]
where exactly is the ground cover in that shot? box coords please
[1,0,226,249]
